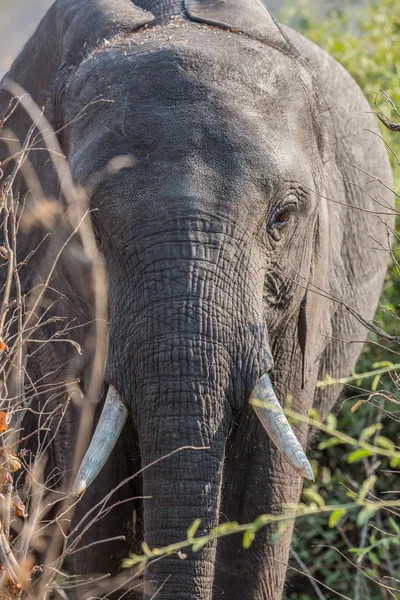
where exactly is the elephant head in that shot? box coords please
[0,0,392,598]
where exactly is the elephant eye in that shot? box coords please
[272,211,291,228]
[269,205,296,241]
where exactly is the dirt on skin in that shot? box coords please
[0,0,282,78]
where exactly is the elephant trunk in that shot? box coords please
[137,359,228,599]
[116,222,253,598]
[73,219,306,598]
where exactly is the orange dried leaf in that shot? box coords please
[11,496,27,519]
[0,339,5,354]
[0,412,8,433]
[0,578,21,599]
[6,452,22,473]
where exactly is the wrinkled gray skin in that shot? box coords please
[0,0,394,598]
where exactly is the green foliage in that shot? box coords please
[281,0,400,187]
[279,1,400,598]
[287,406,400,599]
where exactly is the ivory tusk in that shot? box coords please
[250,373,314,482]
[72,385,128,495]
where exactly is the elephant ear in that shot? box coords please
[298,196,332,387]
[0,0,153,196]
[0,0,154,300]
[0,0,153,171]
[184,0,297,55]
[1,0,153,106]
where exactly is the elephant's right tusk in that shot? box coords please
[72,385,128,495]
[250,373,314,482]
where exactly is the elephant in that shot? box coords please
[0,0,394,598]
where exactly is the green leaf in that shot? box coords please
[372,361,393,369]
[242,529,256,549]
[360,423,382,442]
[329,509,346,528]
[346,490,358,501]
[284,394,293,410]
[390,456,400,468]
[318,437,342,450]
[347,448,373,464]
[359,475,377,500]
[192,538,209,553]
[141,542,153,557]
[369,551,380,566]
[374,435,395,452]
[252,515,270,529]
[371,375,381,391]
[349,547,365,557]
[326,413,337,430]
[214,522,239,535]
[389,517,400,535]
[187,519,201,542]
[357,505,378,526]
[303,488,325,507]
[122,553,147,568]
[308,407,320,420]
[316,374,337,389]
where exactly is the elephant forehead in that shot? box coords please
[69,24,308,99]
[64,31,321,222]
[64,31,319,163]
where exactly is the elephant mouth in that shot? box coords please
[72,374,313,496]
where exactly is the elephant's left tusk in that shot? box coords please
[250,373,314,482]
[72,385,128,495]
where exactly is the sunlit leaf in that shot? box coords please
[303,488,325,507]
[359,475,377,501]
[318,437,342,450]
[357,505,378,526]
[316,374,337,389]
[329,509,346,528]
[192,538,209,553]
[326,413,337,430]
[242,529,255,549]
[390,456,400,469]
[213,522,239,535]
[187,519,201,542]
[389,517,400,535]
[308,408,319,420]
[371,375,381,391]
[368,551,380,566]
[372,361,393,369]
[374,435,395,452]
[347,449,373,464]
[360,423,382,442]
[141,542,153,557]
